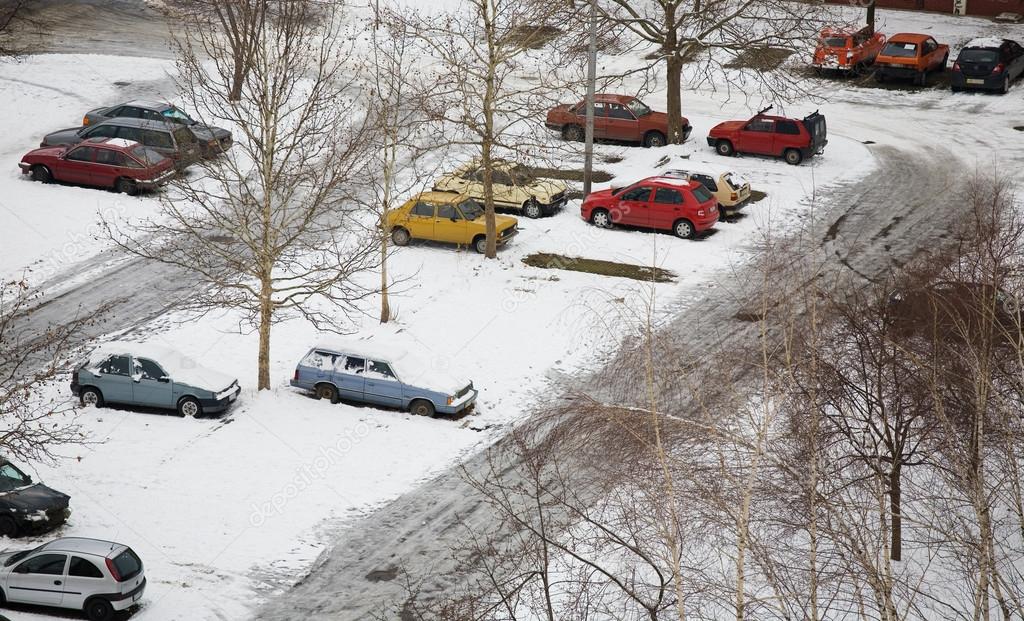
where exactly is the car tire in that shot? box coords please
[315,383,340,404]
[916,70,927,87]
[522,200,543,219]
[643,131,666,148]
[874,71,885,83]
[177,396,202,418]
[673,219,695,240]
[409,399,435,417]
[85,598,114,621]
[115,177,139,196]
[30,165,52,184]
[951,85,962,93]
[0,516,18,539]
[715,140,735,157]
[563,124,584,142]
[784,149,803,166]
[80,387,104,408]
[940,54,948,72]
[590,209,613,229]
[391,227,410,247]
[473,236,488,254]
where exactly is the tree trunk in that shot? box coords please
[663,7,686,144]
[230,53,245,101]
[380,223,390,323]
[866,2,876,35]
[481,0,497,259]
[889,465,902,561]
[257,280,272,390]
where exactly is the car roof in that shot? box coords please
[39,538,124,557]
[887,33,933,44]
[94,117,178,130]
[593,94,637,104]
[121,99,172,111]
[82,137,142,151]
[414,190,466,204]
[963,37,1009,50]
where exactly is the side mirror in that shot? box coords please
[158,376,170,383]
[13,564,29,574]
[24,475,32,484]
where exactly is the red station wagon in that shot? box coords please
[19,137,175,195]
[706,107,827,165]
[545,94,691,147]
[581,176,718,239]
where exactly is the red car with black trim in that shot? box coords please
[706,106,827,165]
[581,175,718,239]
[545,94,690,147]
[19,136,175,195]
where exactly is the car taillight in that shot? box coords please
[105,557,122,582]
[697,209,705,217]
[72,369,79,384]
[730,193,738,201]
[952,62,960,71]
[993,63,1005,74]
[293,369,300,381]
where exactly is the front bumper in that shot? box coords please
[496,227,519,246]
[436,389,478,415]
[199,385,241,413]
[950,73,1004,90]
[18,507,71,534]
[544,122,562,132]
[681,125,693,142]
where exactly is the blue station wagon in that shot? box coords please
[71,342,241,417]
[290,343,478,417]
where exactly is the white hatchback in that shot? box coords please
[0,537,145,620]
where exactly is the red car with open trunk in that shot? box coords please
[19,137,175,195]
[813,26,886,74]
[581,175,718,239]
[706,106,827,165]
[545,94,690,147]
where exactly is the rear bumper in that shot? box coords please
[875,65,923,80]
[706,136,718,148]
[803,140,828,158]
[17,162,30,174]
[70,381,81,396]
[544,122,562,132]
[136,169,176,189]
[950,73,1004,90]
[109,577,147,611]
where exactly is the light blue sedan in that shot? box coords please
[290,343,477,417]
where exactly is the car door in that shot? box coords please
[131,357,175,408]
[490,169,519,207]
[615,186,652,226]
[774,119,802,155]
[651,187,684,230]
[91,146,126,188]
[1009,42,1024,79]
[58,146,97,185]
[7,553,68,606]
[403,201,436,240]
[332,355,366,401]
[363,360,404,408]
[434,202,468,243]
[575,101,609,139]
[62,556,106,611]
[922,38,940,70]
[605,103,639,141]
[95,354,135,404]
[739,118,775,155]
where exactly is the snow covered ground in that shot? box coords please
[1,5,1022,620]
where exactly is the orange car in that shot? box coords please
[813,26,886,74]
[874,33,949,86]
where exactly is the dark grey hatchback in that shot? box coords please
[0,459,71,538]
[950,37,1024,94]
[41,118,202,171]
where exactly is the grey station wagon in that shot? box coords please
[42,118,201,171]
[290,343,478,417]
[71,342,241,417]
[82,99,233,157]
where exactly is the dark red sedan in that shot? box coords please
[18,137,175,195]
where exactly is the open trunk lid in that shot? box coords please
[802,111,828,153]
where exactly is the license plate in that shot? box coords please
[966,79,984,85]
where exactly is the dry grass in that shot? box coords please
[725,47,794,71]
[523,252,676,283]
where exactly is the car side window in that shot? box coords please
[16,554,67,576]
[68,556,104,579]
[141,109,164,122]
[492,171,513,186]
[776,120,800,135]
[94,148,125,166]
[106,106,125,117]
[410,202,435,217]
[120,107,142,118]
[339,356,366,374]
[117,126,144,143]
[438,204,461,220]
[85,124,119,139]
[746,119,775,132]
[65,147,95,162]
[694,174,717,191]
[574,101,607,117]
[620,186,651,202]
[654,188,683,204]
[143,130,174,149]
[608,104,635,120]
[367,361,397,380]
[99,355,131,376]
[300,350,337,370]
[135,358,166,380]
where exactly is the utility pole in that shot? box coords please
[583,0,597,197]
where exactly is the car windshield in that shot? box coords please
[131,145,167,166]
[626,99,651,118]
[4,545,43,567]
[822,36,848,48]
[959,49,999,63]
[0,463,29,492]
[510,166,535,186]
[458,199,484,220]
[882,41,918,57]
[692,185,714,203]
[161,107,195,124]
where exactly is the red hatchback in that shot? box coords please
[19,137,175,195]
[581,176,719,239]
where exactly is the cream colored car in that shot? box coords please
[663,169,751,214]
[433,160,568,218]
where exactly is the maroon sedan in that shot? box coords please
[18,137,175,195]
[545,94,691,147]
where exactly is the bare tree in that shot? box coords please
[106,0,380,390]
[0,0,38,57]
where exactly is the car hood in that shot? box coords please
[643,110,670,127]
[583,188,614,205]
[712,120,745,133]
[495,214,518,229]
[43,127,85,146]
[190,124,232,141]
[0,484,70,512]
[24,145,67,159]
[528,178,568,199]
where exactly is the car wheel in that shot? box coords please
[951,85,962,93]
[715,140,735,157]
[874,71,885,83]
[563,124,584,142]
[85,598,114,621]
[315,383,339,404]
[391,227,410,246]
[0,516,18,539]
[30,165,52,184]
[590,209,613,229]
[916,70,927,86]
[784,149,803,166]
[177,396,202,418]
[673,219,695,240]
[80,387,104,408]
[940,54,948,72]
[643,131,666,148]
[409,399,435,417]
[116,177,139,196]
[522,200,543,219]
[473,236,488,254]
